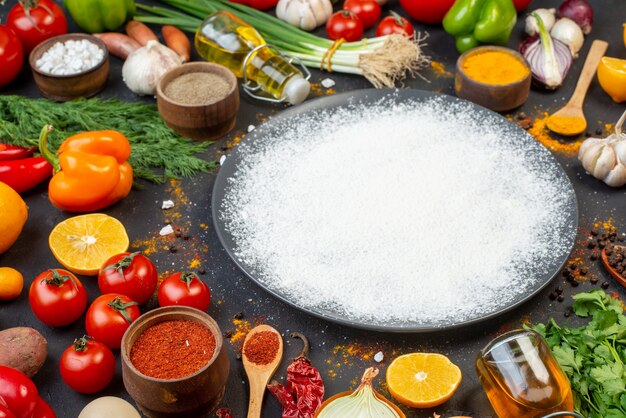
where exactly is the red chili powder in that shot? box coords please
[130,320,216,379]
[243,331,279,365]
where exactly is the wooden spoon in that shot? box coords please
[242,324,283,418]
[546,40,608,137]
[601,245,626,287]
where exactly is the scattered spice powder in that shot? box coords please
[528,113,583,156]
[164,72,231,105]
[130,320,216,379]
[430,60,453,78]
[310,82,336,96]
[243,331,279,365]
[461,50,529,85]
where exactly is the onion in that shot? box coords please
[551,17,584,58]
[521,13,573,90]
[558,0,593,34]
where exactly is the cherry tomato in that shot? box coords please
[326,11,364,42]
[376,11,415,37]
[0,25,23,89]
[29,269,87,327]
[342,0,381,29]
[98,252,158,305]
[158,272,211,311]
[0,366,38,418]
[513,0,532,12]
[246,0,278,10]
[85,294,140,350]
[60,337,115,394]
[6,0,68,54]
[399,0,455,24]
[32,398,55,418]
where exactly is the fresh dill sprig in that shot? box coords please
[0,95,216,183]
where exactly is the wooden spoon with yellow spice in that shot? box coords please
[547,40,608,136]
[242,324,283,418]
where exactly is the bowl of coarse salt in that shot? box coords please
[29,33,109,102]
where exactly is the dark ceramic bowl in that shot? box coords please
[455,46,531,112]
[156,62,239,141]
[121,306,230,418]
[29,33,109,102]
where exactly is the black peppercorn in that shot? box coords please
[169,245,177,253]
[233,311,245,320]
[591,277,599,284]
[602,281,610,289]
[549,292,557,300]
[580,267,588,275]
[571,279,579,287]
[557,294,565,302]
[555,286,563,294]
[564,308,571,317]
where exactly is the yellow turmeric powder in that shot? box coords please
[527,113,584,156]
[546,115,587,136]
[462,50,529,85]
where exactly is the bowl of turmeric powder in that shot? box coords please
[455,46,531,112]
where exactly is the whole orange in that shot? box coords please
[0,181,28,254]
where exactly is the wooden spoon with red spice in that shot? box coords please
[601,245,626,287]
[242,324,283,418]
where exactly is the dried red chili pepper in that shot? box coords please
[267,332,324,418]
[215,407,233,418]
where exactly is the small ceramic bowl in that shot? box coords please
[29,33,109,102]
[121,306,230,418]
[455,46,531,112]
[157,62,239,141]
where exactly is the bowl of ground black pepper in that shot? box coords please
[120,306,229,417]
[156,62,239,141]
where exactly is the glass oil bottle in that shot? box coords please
[194,11,310,105]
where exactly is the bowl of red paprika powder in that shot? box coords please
[120,306,229,417]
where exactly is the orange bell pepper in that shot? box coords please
[39,125,133,212]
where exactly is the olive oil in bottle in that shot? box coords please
[194,11,310,105]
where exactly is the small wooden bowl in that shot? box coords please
[121,306,230,418]
[157,62,239,141]
[602,246,626,287]
[455,46,531,112]
[29,33,109,102]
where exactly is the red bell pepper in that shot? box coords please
[0,144,35,161]
[0,366,56,418]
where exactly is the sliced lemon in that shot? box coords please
[49,214,129,276]
[597,56,626,103]
[386,352,462,408]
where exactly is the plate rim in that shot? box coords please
[211,88,579,333]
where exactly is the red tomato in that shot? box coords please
[60,337,115,394]
[29,269,87,327]
[342,0,381,29]
[0,366,38,418]
[6,0,68,53]
[85,294,140,350]
[242,0,278,10]
[376,12,415,37]
[399,0,455,24]
[513,0,532,12]
[32,398,55,418]
[326,11,364,42]
[158,272,211,311]
[0,26,23,89]
[98,252,158,305]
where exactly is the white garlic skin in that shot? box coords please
[122,40,182,96]
[276,0,333,31]
[578,134,626,187]
[525,8,556,36]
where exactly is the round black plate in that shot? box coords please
[212,89,578,333]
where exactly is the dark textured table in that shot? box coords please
[1,0,625,417]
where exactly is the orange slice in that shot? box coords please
[49,214,129,276]
[386,352,462,408]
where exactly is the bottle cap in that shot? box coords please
[283,76,310,105]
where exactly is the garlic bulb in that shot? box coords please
[122,40,182,95]
[276,0,333,31]
[525,8,556,36]
[317,368,404,418]
[578,110,626,187]
[551,17,584,58]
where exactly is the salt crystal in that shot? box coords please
[321,78,335,88]
[248,125,256,132]
[36,39,104,76]
[220,155,227,166]
[162,200,175,210]
[374,352,384,363]
[159,225,174,236]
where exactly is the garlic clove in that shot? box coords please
[579,140,605,172]
[592,145,617,179]
[605,163,626,187]
[612,139,626,163]
[300,8,317,31]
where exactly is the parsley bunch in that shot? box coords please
[531,290,626,418]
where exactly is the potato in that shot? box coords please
[0,327,47,378]
[78,397,140,418]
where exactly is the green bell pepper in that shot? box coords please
[443,0,517,53]
[63,0,136,34]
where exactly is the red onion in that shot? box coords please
[558,0,593,34]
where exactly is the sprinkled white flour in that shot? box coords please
[220,98,575,326]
